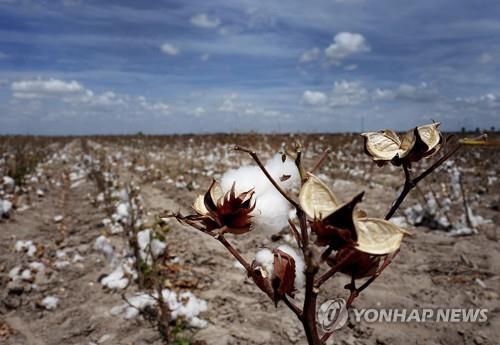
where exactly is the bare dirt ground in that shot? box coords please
[1,134,499,345]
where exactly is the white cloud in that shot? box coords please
[325,32,370,64]
[477,52,493,64]
[302,90,327,106]
[11,78,85,99]
[219,93,239,112]
[192,106,206,116]
[160,43,179,56]
[200,53,211,62]
[330,80,368,106]
[299,47,320,63]
[344,64,358,71]
[9,78,170,118]
[217,93,288,118]
[190,14,221,29]
[373,88,395,100]
[372,83,437,102]
[456,92,499,108]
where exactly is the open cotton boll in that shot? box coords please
[123,293,157,319]
[168,290,208,328]
[220,154,299,233]
[94,235,114,262]
[253,189,293,232]
[114,290,208,328]
[277,244,305,289]
[263,154,300,191]
[41,296,59,310]
[221,154,299,197]
[15,240,37,257]
[137,229,166,264]
[101,266,129,290]
[255,248,274,277]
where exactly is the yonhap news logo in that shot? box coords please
[317,298,488,331]
[317,298,349,332]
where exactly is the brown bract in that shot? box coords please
[177,180,256,235]
[361,122,443,166]
[250,248,297,305]
[327,247,381,279]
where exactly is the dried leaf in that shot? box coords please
[355,218,406,255]
[299,173,340,219]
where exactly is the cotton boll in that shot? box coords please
[277,244,305,289]
[9,266,21,281]
[15,240,36,257]
[101,266,129,290]
[264,154,300,191]
[255,248,274,277]
[137,229,166,264]
[41,296,59,310]
[253,189,292,232]
[150,239,166,258]
[189,316,208,328]
[94,235,114,262]
[123,293,156,319]
[116,203,129,220]
[170,291,208,328]
[220,165,267,195]
[220,154,299,233]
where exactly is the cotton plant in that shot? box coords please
[172,123,483,345]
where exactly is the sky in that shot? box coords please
[0,0,499,135]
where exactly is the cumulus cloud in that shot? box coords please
[303,80,441,109]
[477,52,493,64]
[372,83,438,102]
[299,47,320,63]
[456,92,500,108]
[302,90,327,106]
[9,78,170,119]
[190,13,221,29]
[325,32,370,64]
[11,78,85,99]
[160,43,179,56]
[330,80,368,107]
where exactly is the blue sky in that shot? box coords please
[0,0,499,134]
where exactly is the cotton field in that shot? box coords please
[0,133,499,345]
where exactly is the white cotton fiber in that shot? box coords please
[253,189,292,232]
[94,235,114,262]
[255,248,274,277]
[41,296,59,310]
[220,154,299,233]
[113,289,208,328]
[100,266,129,290]
[0,199,12,216]
[137,229,166,264]
[14,240,37,257]
[277,244,305,289]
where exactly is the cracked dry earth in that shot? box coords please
[1,137,499,345]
